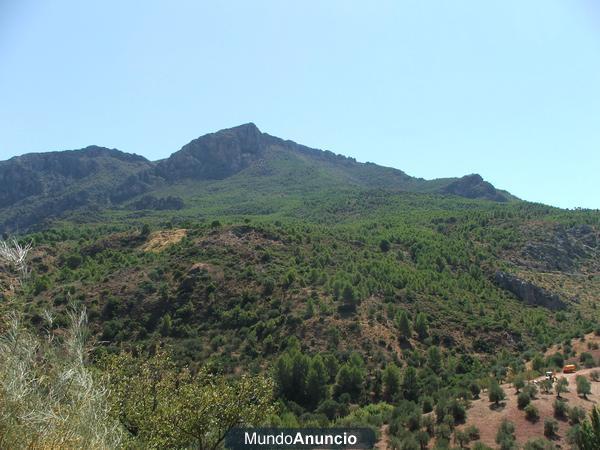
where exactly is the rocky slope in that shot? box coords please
[0,124,514,232]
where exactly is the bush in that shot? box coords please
[591,370,600,382]
[448,399,467,424]
[523,438,557,450]
[465,425,480,440]
[421,396,434,413]
[0,310,124,448]
[553,399,568,420]
[496,419,517,450]
[525,404,539,422]
[523,383,538,399]
[569,406,586,425]
[469,381,481,399]
[454,429,471,448]
[489,379,506,405]
[576,375,592,399]
[472,443,494,450]
[518,392,531,409]
[554,377,569,398]
[579,352,595,368]
[379,239,391,252]
[544,418,559,438]
[103,349,275,448]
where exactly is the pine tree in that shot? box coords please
[382,363,401,401]
[396,309,412,341]
[402,366,419,402]
[414,312,429,340]
[428,346,443,374]
[305,355,328,409]
[274,353,293,398]
[290,351,310,404]
[334,355,365,402]
[577,407,600,450]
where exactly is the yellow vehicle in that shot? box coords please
[563,364,576,374]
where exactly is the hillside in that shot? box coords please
[0,125,598,449]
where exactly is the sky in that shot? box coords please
[0,1,599,209]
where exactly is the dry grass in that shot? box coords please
[141,228,187,252]
[0,309,124,449]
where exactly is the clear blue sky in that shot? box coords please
[1,1,599,208]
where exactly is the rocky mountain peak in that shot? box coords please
[154,123,266,181]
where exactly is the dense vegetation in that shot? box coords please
[0,125,598,448]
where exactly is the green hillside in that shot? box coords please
[0,125,598,449]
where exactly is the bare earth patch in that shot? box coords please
[142,229,187,252]
[459,367,599,448]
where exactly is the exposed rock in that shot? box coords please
[0,124,516,232]
[442,174,509,202]
[155,123,265,181]
[494,271,567,310]
[520,225,597,271]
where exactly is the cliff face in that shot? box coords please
[442,174,509,202]
[494,271,568,310]
[155,123,266,181]
[0,147,154,231]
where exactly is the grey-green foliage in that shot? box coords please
[0,309,124,449]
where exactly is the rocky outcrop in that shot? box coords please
[0,124,517,232]
[442,174,509,202]
[494,271,567,310]
[520,225,597,271]
[0,147,153,232]
[155,123,265,181]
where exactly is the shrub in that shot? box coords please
[523,383,538,399]
[518,392,531,409]
[591,370,600,382]
[555,377,569,398]
[0,310,124,448]
[454,429,470,448]
[576,375,592,399]
[525,404,539,422]
[469,381,481,399]
[579,352,595,368]
[448,398,467,424]
[513,375,525,393]
[379,239,391,252]
[496,419,517,450]
[554,399,568,420]
[523,438,557,449]
[465,425,480,440]
[103,349,275,448]
[544,418,559,438]
[472,443,494,450]
[569,406,586,425]
[421,396,434,413]
[489,379,506,405]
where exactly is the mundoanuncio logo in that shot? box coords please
[225,428,376,449]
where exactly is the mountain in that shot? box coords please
[0,123,513,232]
[1,125,598,448]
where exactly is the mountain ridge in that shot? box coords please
[0,123,514,232]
